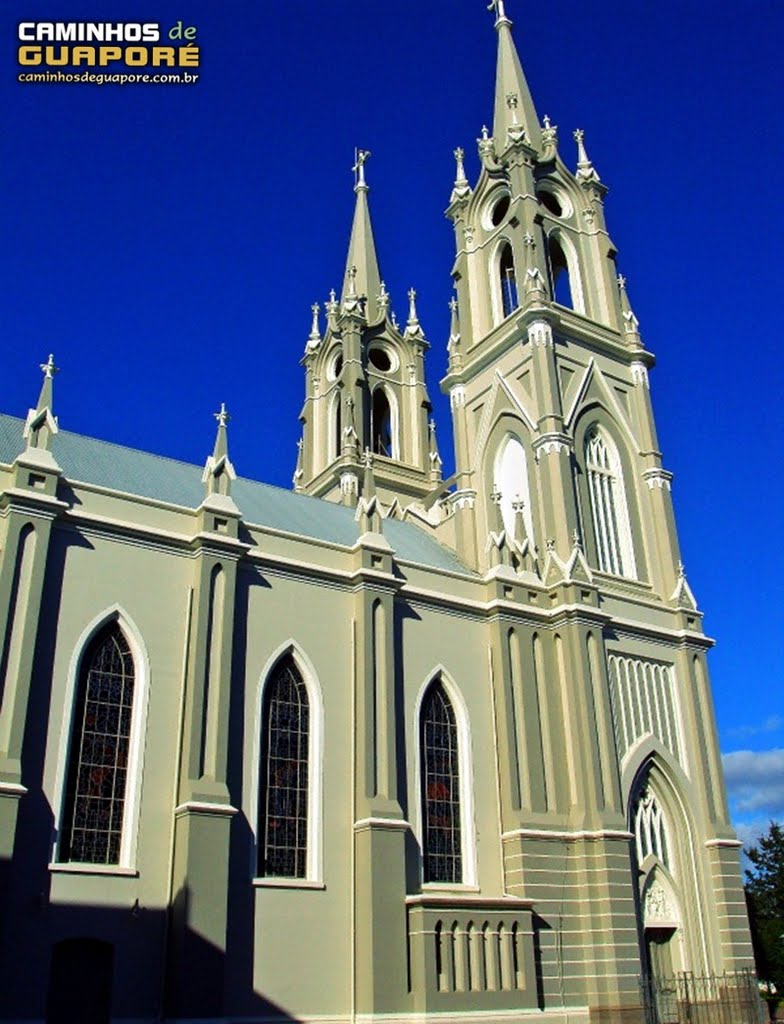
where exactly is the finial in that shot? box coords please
[572,528,583,551]
[677,560,686,578]
[617,272,641,340]
[214,402,230,429]
[491,485,502,505]
[481,125,489,141]
[391,310,399,330]
[453,146,468,185]
[522,231,546,301]
[308,302,321,344]
[448,296,458,314]
[487,0,510,25]
[574,128,601,184]
[362,447,374,470]
[41,353,58,380]
[542,114,558,147]
[352,148,371,191]
[377,280,389,315]
[407,287,418,325]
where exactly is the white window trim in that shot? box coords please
[413,667,477,889]
[585,425,637,579]
[51,606,150,870]
[248,640,324,884]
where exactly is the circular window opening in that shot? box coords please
[537,189,563,217]
[368,347,392,372]
[328,349,343,380]
[491,195,511,226]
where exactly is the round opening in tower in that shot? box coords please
[368,346,394,373]
[490,194,510,226]
[537,188,564,217]
[327,348,343,380]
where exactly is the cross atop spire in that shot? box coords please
[212,402,230,461]
[36,352,59,413]
[352,148,371,192]
[490,0,541,151]
[342,149,382,321]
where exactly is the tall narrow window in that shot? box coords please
[60,624,135,864]
[499,243,518,318]
[371,387,393,457]
[333,391,342,460]
[421,681,462,883]
[258,657,309,877]
[585,425,637,578]
[634,787,670,869]
[548,235,573,307]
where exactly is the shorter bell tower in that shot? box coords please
[295,153,441,507]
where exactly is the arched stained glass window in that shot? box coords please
[421,681,462,884]
[60,624,135,864]
[259,657,309,877]
[585,425,637,578]
[634,788,671,869]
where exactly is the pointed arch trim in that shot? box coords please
[250,640,324,883]
[413,666,477,888]
[52,605,150,869]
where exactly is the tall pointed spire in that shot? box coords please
[202,402,236,498]
[342,149,382,322]
[23,353,59,451]
[489,0,542,151]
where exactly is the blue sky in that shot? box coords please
[2,0,782,845]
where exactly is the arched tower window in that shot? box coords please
[60,623,135,864]
[499,243,518,319]
[421,680,462,884]
[494,435,535,547]
[258,656,310,878]
[371,386,394,458]
[332,390,342,461]
[584,425,637,578]
[548,234,578,309]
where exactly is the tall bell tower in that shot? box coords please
[296,153,442,507]
[441,0,680,605]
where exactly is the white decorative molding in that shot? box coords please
[607,654,687,775]
[0,781,28,797]
[340,471,359,496]
[527,320,553,348]
[643,468,673,491]
[705,838,743,849]
[174,801,239,818]
[630,361,649,387]
[449,489,476,512]
[450,385,466,409]
[354,817,411,833]
[532,432,572,460]
[502,827,633,842]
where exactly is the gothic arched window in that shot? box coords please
[499,243,518,318]
[421,681,462,884]
[584,425,637,578]
[634,788,671,869]
[258,657,310,877]
[494,435,535,547]
[60,624,135,864]
[371,387,394,458]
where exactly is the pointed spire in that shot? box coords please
[428,419,443,483]
[404,287,426,342]
[293,437,304,492]
[342,149,382,321]
[617,274,642,343]
[522,232,547,303]
[23,353,60,450]
[489,0,542,151]
[574,129,601,184]
[447,295,463,370]
[355,448,383,533]
[671,561,698,611]
[203,403,236,497]
[450,146,472,204]
[306,302,321,350]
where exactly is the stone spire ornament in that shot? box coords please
[617,274,642,344]
[293,437,305,492]
[522,232,547,302]
[670,561,698,611]
[306,302,321,350]
[506,92,526,144]
[490,0,542,152]
[450,146,471,204]
[377,280,389,317]
[477,124,496,164]
[342,149,382,320]
[202,402,237,498]
[447,296,463,370]
[355,447,383,533]
[404,287,425,342]
[574,129,601,184]
[428,420,443,483]
[352,148,371,191]
[23,353,60,451]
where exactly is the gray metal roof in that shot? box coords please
[0,414,471,575]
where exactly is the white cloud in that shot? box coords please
[727,715,784,740]
[722,748,784,817]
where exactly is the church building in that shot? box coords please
[0,4,755,1023]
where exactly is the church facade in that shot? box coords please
[0,5,754,1024]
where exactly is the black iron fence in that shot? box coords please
[640,969,765,1024]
